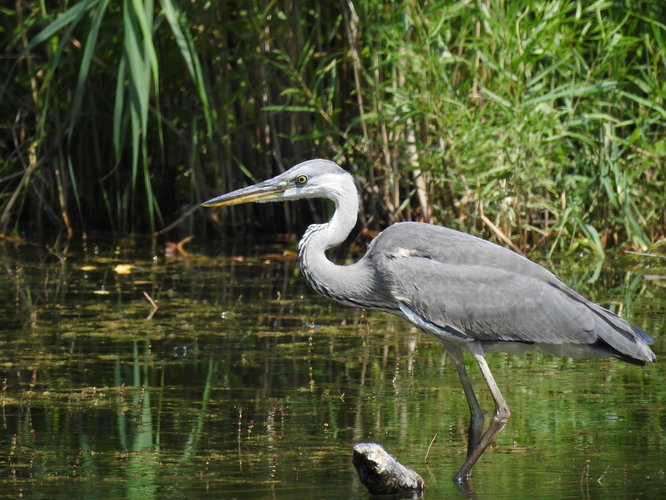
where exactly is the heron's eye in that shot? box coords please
[295,175,308,186]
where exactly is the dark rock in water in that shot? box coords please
[352,442,425,496]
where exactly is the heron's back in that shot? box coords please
[366,222,655,365]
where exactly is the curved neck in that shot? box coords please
[300,184,359,254]
[297,179,375,308]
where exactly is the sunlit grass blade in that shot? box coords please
[17,0,98,57]
[68,0,110,140]
[160,0,215,138]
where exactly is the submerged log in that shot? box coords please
[352,442,425,495]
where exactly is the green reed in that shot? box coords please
[1,1,664,255]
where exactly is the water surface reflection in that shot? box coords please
[0,240,664,498]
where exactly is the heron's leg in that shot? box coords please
[446,345,485,456]
[453,342,510,484]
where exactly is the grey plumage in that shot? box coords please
[369,222,654,364]
[203,158,655,483]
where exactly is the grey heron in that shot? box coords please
[202,158,655,483]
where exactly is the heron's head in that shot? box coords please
[201,159,355,208]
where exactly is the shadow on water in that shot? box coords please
[0,237,664,499]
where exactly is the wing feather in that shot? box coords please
[377,255,596,344]
[367,222,654,363]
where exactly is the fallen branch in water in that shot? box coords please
[143,291,158,320]
[352,442,424,496]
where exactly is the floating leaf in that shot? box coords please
[113,264,134,275]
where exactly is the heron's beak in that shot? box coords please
[201,178,287,207]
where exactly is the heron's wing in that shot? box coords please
[366,222,653,363]
[376,253,596,344]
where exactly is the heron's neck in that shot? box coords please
[298,184,374,308]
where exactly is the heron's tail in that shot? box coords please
[590,305,656,365]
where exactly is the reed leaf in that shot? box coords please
[1,0,663,253]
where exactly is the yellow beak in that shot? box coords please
[201,179,287,207]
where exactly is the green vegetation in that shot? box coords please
[2,1,665,255]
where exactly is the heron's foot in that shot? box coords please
[456,407,511,483]
[454,471,469,484]
[452,472,477,499]
[454,462,473,484]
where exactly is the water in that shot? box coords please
[0,238,664,499]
